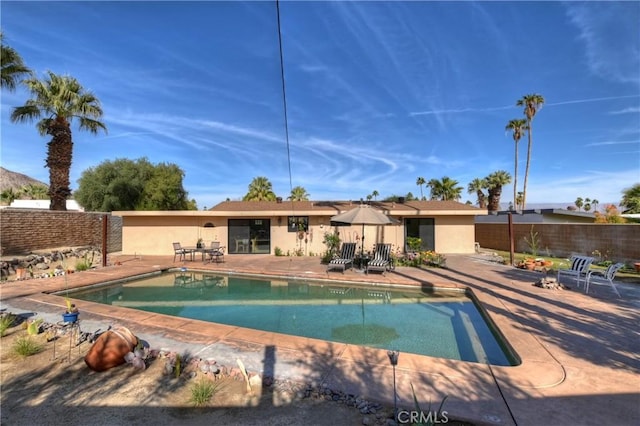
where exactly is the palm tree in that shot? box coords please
[0,32,32,91]
[575,197,583,211]
[243,176,277,201]
[516,192,524,210]
[505,118,527,211]
[11,71,106,210]
[416,177,426,200]
[0,188,19,205]
[584,197,592,212]
[22,183,49,199]
[620,183,640,214]
[467,178,488,209]
[592,199,599,212]
[428,176,463,201]
[516,93,544,209]
[371,190,379,201]
[288,186,309,201]
[485,170,512,212]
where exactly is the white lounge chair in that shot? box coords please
[327,242,357,273]
[557,255,594,288]
[585,263,624,297]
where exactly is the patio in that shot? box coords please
[1,252,638,425]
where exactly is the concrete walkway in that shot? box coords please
[1,252,638,425]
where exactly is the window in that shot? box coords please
[288,216,309,232]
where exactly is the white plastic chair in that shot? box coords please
[585,263,624,297]
[557,255,594,288]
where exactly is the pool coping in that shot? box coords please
[1,253,638,426]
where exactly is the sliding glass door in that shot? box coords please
[228,219,271,254]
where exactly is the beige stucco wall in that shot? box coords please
[434,216,477,254]
[116,212,477,256]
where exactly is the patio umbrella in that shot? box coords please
[330,204,395,259]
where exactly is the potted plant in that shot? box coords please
[196,238,203,249]
[63,298,79,323]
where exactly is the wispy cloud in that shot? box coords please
[585,140,640,147]
[546,95,640,107]
[609,107,640,115]
[410,105,513,116]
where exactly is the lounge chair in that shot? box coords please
[204,241,225,263]
[557,255,594,288]
[327,242,357,273]
[367,243,392,274]
[585,263,624,297]
[173,242,196,262]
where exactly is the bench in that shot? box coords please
[557,255,594,288]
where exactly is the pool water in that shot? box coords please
[68,271,516,366]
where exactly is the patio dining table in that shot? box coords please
[182,246,207,261]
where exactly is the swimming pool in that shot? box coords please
[68,271,517,366]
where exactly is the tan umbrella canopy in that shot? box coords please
[330,204,395,258]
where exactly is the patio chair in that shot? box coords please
[327,242,357,273]
[367,243,392,274]
[173,242,195,262]
[204,241,225,264]
[557,255,594,288]
[585,263,624,297]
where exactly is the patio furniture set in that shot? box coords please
[557,255,624,297]
[173,242,225,264]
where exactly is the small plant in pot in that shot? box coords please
[63,298,79,323]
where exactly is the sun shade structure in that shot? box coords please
[330,204,396,259]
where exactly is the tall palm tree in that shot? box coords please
[516,192,524,210]
[416,177,426,200]
[11,71,106,210]
[467,178,488,209]
[505,118,527,211]
[0,32,32,91]
[485,170,512,212]
[575,197,583,211]
[592,199,599,212]
[428,176,463,201]
[516,93,544,209]
[288,186,309,201]
[371,190,379,201]
[243,176,277,201]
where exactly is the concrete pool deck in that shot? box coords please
[1,252,639,425]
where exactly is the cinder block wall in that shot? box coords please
[0,209,122,255]
[475,223,640,262]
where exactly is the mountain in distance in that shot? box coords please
[0,167,48,192]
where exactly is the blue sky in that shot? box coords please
[1,1,639,210]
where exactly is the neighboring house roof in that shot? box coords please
[476,208,595,223]
[113,200,486,217]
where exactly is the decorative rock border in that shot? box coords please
[0,246,101,280]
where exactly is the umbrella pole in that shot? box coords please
[361,223,365,259]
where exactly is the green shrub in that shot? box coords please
[189,378,218,406]
[274,247,284,256]
[12,336,43,357]
[0,314,17,337]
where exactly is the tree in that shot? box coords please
[584,198,591,212]
[75,158,195,211]
[366,194,372,201]
[592,199,599,212]
[21,183,48,199]
[288,186,309,201]
[371,190,379,201]
[516,192,524,210]
[0,188,19,205]
[516,93,544,209]
[620,183,640,214]
[594,204,626,223]
[427,176,463,201]
[243,176,276,201]
[575,197,584,211]
[416,177,426,200]
[467,178,488,209]
[485,170,512,212]
[0,32,32,91]
[11,71,107,210]
[505,118,527,211]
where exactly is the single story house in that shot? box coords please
[113,200,486,257]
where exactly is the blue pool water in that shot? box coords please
[68,271,517,366]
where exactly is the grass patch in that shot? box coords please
[189,378,220,406]
[12,335,44,357]
[0,313,17,337]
